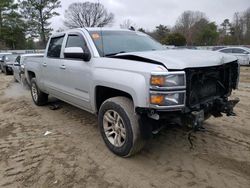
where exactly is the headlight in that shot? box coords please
[150,71,186,89]
[150,91,185,107]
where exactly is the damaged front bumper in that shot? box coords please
[136,97,240,130]
[185,97,240,129]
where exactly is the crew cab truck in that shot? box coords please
[25,28,240,157]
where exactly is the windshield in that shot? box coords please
[0,53,11,60]
[4,55,18,62]
[89,30,164,57]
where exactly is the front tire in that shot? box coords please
[30,78,48,106]
[98,97,145,157]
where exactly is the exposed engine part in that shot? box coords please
[213,97,240,117]
[148,112,160,120]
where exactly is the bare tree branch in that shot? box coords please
[64,2,114,28]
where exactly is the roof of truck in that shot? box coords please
[51,27,140,38]
[84,27,134,32]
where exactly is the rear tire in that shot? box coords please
[30,78,48,106]
[98,97,145,157]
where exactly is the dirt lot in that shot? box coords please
[0,67,250,188]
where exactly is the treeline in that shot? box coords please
[141,8,250,46]
[0,0,61,50]
[0,0,249,50]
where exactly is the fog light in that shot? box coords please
[150,95,164,105]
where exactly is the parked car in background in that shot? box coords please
[0,53,12,71]
[212,46,225,51]
[0,54,19,75]
[175,46,198,50]
[13,54,44,85]
[217,47,250,65]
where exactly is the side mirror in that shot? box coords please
[64,47,91,61]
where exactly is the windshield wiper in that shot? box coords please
[105,51,126,57]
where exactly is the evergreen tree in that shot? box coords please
[19,0,61,47]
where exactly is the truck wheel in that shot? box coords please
[30,78,48,106]
[98,97,145,157]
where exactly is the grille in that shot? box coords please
[185,61,239,108]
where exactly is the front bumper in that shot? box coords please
[136,97,239,129]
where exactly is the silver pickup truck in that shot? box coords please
[25,28,240,157]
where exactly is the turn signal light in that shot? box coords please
[150,95,164,105]
[150,76,165,86]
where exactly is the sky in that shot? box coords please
[51,0,250,31]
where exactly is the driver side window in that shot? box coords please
[66,34,89,52]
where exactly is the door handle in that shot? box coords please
[42,63,47,67]
[60,65,66,70]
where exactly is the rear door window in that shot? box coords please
[47,36,64,58]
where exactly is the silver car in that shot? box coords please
[218,47,250,65]
[0,53,12,72]
[13,54,43,85]
[0,54,19,75]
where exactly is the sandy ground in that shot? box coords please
[0,67,250,188]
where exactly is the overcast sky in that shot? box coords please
[51,0,250,31]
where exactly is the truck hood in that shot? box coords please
[114,49,237,70]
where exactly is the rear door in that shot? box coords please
[58,32,93,111]
[42,34,66,96]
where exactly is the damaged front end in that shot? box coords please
[182,61,240,129]
[138,61,240,132]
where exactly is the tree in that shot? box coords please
[120,19,136,29]
[150,24,170,43]
[231,12,244,45]
[0,0,27,49]
[2,10,26,49]
[64,2,114,28]
[220,19,231,36]
[243,8,250,44]
[0,0,14,34]
[196,22,219,45]
[162,33,186,46]
[174,11,207,45]
[19,0,61,47]
[138,28,146,33]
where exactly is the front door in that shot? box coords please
[58,33,92,111]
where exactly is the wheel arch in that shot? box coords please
[95,86,134,113]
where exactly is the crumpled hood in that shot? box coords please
[114,49,237,70]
